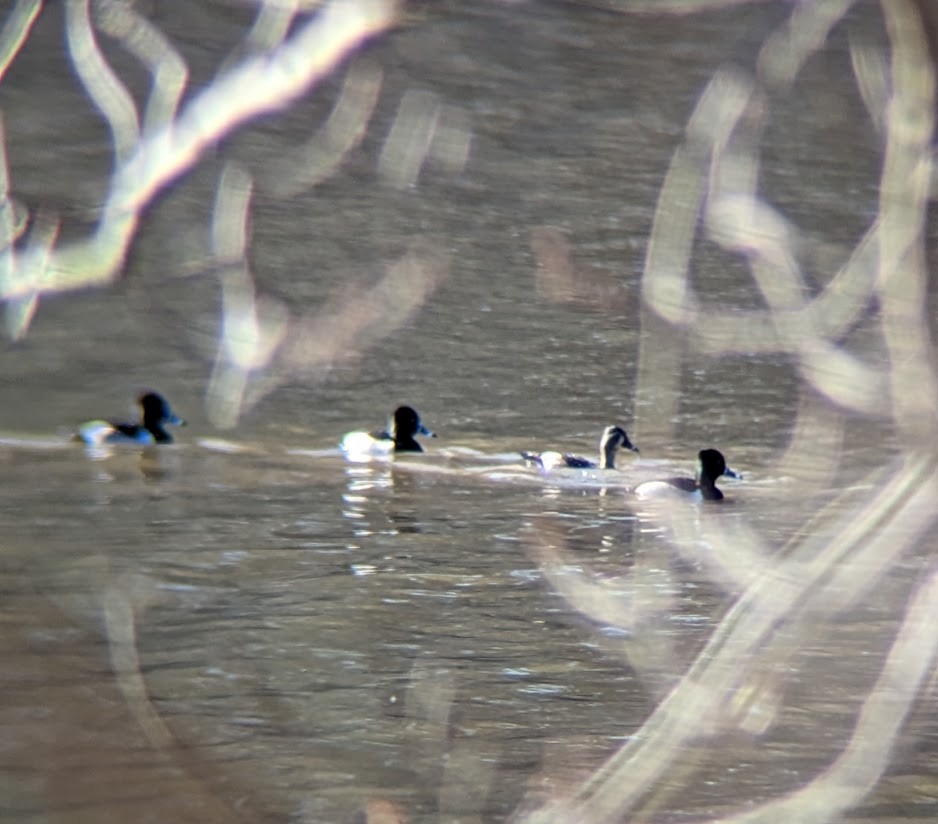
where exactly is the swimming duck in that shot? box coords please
[340,405,435,457]
[521,425,639,471]
[633,448,730,501]
[76,391,186,446]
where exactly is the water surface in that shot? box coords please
[1,1,937,822]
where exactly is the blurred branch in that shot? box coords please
[0,0,42,82]
[877,0,938,445]
[92,0,189,135]
[0,0,400,336]
[204,158,447,427]
[521,1,938,821]
[67,0,141,164]
[262,55,384,197]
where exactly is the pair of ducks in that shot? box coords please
[343,405,733,502]
[75,394,423,456]
[76,396,426,451]
[77,396,732,501]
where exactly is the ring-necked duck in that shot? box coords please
[521,425,639,471]
[340,405,435,457]
[633,448,730,501]
[76,392,186,446]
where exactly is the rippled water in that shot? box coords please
[2,1,937,822]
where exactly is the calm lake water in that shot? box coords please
[1,1,937,822]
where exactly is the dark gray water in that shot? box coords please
[1,1,937,822]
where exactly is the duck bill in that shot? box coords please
[417,423,436,438]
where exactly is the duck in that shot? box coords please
[633,448,731,501]
[521,425,639,471]
[340,405,435,457]
[76,391,186,446]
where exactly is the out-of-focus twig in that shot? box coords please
[520,1,938,822]
[0,0,42,82]
[0,0,400,337]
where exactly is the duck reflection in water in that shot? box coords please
[342,463,423,545]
